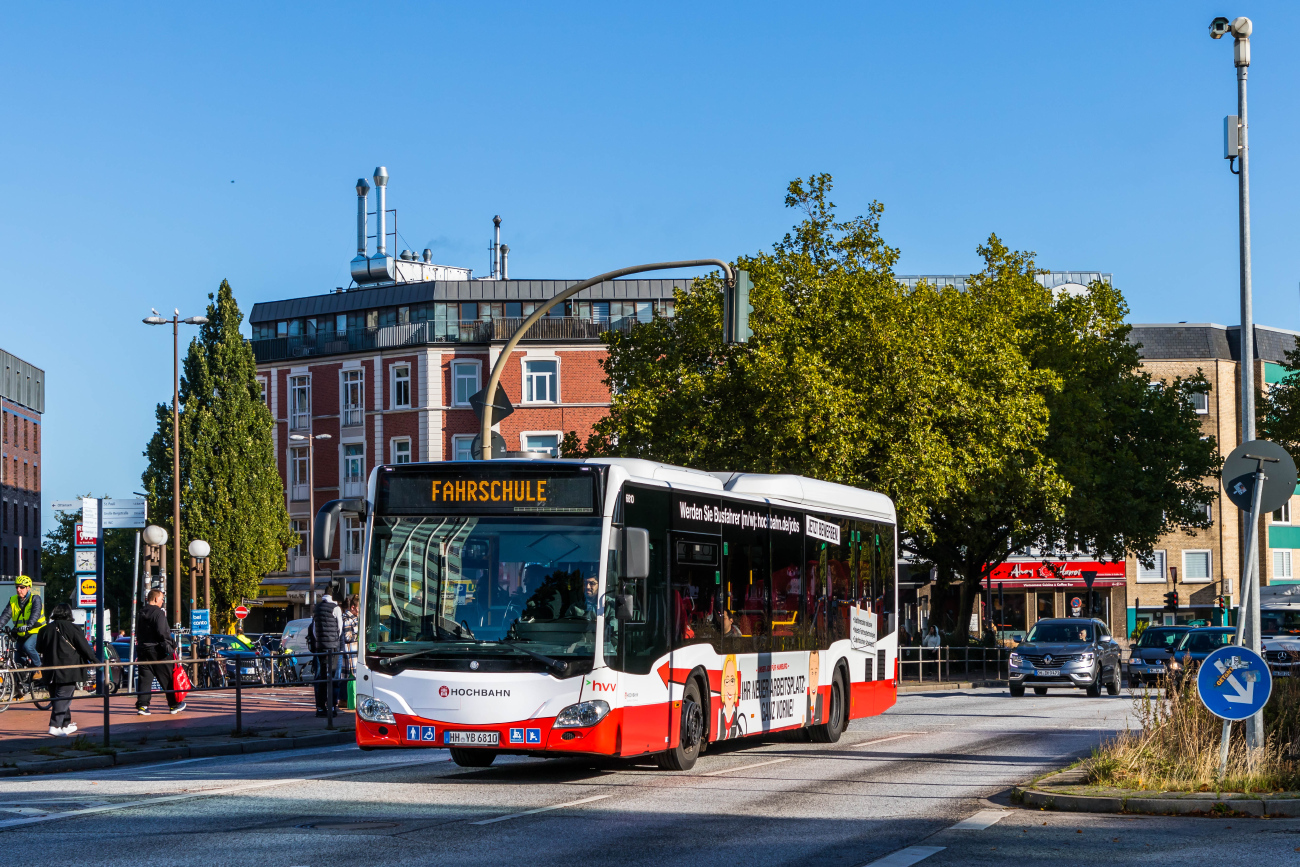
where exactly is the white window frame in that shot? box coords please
[343,516,364,572]
[391,437,412,464]
[392,364,412,410]
[289,375,311,431]
[520,430,563,456]
[452,434,476,462]
[341,369,365,428]
[1274,549,1294,581]
[1273,501,1291,524]
[289,519,308,572]
[522,357,560,404]
[342,443,366,498]
[451,360,481,408]
[1136,550,1167,584]
[289,446,309,501]
[1182,549,1213,584]
[256,376,269,408]
[1189,389,1209,414]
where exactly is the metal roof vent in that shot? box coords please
[422,248,433,263]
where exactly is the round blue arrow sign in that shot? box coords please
[1196,645,1272,721]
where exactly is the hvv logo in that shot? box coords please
[586,680,617,693]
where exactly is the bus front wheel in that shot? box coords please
[450,748,497,768]
[656,679,704,771]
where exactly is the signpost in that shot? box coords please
[1197,645,1272,721]
[1070,597,1082,617]
[234,605,249,621]
[190,609,210,637]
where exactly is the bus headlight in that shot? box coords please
[553,700,610,728]
[357,696,396,724]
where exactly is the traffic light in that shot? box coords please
[1215,595,1227,611]
[1163,591,1180,612]
[723,269,752,344]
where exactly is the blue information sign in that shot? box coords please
[1196,645,1272,721]
[190,609,211,637]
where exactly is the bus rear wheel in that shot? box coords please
[450,748,497,768]
[656,679,704,771]
[809,673,847,743]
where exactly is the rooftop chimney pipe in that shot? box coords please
[500,244,509,280]
[493,215,502,279]
[349,178,373,285]
[365,166,394,283]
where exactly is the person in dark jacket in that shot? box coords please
[135,589,184,715]
[311,592,343,716]
[35,604,96,736]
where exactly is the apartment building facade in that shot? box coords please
[1,348,44,580]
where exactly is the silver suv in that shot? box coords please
[1008,618,1122,698]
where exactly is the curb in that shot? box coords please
[1014,771,1300,817]
[0,729,356,776]
[898,681,1006,694]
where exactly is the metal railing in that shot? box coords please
[896,646,1010,683]
[250,316,649,362]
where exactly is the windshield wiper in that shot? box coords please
[377,639,569,676]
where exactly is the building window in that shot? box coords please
[1189,389,1209,414]
[392,438,412,464]
[1136,550,1167,584]
[343,516,364,571]
[342,369,365,427]
[522,433,561,456]
[1275,550,1294,580]
[289,375,311,431]
[1273,501,1291,524]
[256,377,268,408]
[453,435,475,462]
[392,365,411,409]
[524,359,558,403]
[452,361,480,407]
[343,444,365,497]
[1183,550,1212,583]
[290,446,309,501]
[289,519,307,571]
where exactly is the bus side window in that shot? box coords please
[618,485,671,675]
[769,508,804,653]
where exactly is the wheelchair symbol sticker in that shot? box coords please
[509,727,526,743]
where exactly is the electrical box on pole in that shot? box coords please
[723,269,752,345]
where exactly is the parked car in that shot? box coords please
[281,618,314,680]
[1167,627,1237,681]
[1008,617,1122,697]
[206,634,271,684]
[1263,637,1300,678]
[1126,625,1191,686]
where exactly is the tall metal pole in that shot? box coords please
[308,434,316,607]
[129,531,140,692]
[172,313,182,626]
[478,260,736,459]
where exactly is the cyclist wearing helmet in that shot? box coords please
[1,576,45,692]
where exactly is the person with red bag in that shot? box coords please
[134,589,186,715]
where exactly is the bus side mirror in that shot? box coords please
[625,528,650,579]
[314,498,367,560]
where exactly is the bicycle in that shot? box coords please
[0,632,51,711]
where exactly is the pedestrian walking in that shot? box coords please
[341,595,359,680]
[34,603,96,736]
[135,589,185,715]
[311,590,343,717]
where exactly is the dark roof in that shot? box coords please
[249,278,692,325]
[1128,323,1300,363]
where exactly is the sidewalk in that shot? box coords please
[0,686,356,775]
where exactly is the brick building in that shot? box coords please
[1,348,44,580]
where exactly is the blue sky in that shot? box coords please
[2,2,1298,532]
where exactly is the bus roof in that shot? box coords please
[585,458,896,523]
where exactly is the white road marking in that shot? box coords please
[852,734,914,748]
[701,757,793,776]
[469,794,611,825]
[0,756,443,831]
[859,845,946,867]
[948,809,1008,830]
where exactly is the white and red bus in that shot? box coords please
[328,458,898,770]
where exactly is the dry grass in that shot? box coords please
[1085,668,1300,793]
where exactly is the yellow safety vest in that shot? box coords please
[8,594,45,637]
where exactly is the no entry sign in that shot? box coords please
[234,605,249,620]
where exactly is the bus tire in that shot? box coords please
[656,679,704,771]
[449,748,497,768]
[809,671,847,743]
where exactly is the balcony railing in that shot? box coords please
[251,316,650,363]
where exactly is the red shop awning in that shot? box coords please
[983,560,1126,590]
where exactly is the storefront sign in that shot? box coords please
[987,560,1125,589]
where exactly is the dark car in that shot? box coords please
[1008,617,1123,697]
[1168,627,1236,680]
[1126,625,1191,686]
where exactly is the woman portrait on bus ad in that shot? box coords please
[717,654,745,740]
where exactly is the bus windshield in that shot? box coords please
[364,515,605,666]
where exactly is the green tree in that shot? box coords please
[143,281,296,631]
[40,500,137,630]
[572,174,1218,641]
[1260,346,1300,456]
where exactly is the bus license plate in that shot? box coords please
[1035,669,1060,677]
[444,731,499,746]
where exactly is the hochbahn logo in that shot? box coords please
[439,685,511,697]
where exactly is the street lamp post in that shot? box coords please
[477,260,736,459]
[290,433,332,610]
[1212,14,1262,750]
[144,308,208,625]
